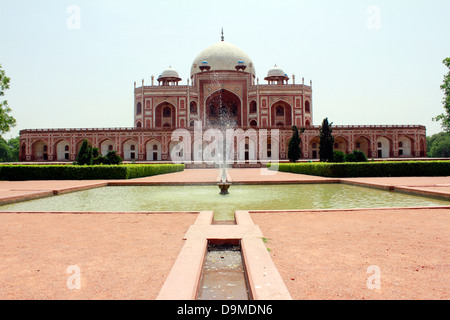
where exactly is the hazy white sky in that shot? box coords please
[1,0,449,139]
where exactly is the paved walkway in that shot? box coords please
[341,176,450,199]
[111,168,338,185]
[0,180,108,205]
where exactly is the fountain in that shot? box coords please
[204,73,236,195]
[218,167,231,195]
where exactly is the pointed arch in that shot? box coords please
[270,100,292,127]
[99,139,116,156]
[398,135,413,157]
[305,100,311,113]
[354,136,371,158]
[205,89,242,127]
[155,102,176,128]
[309,136,320,159]
[146,139,161,161]
[31,140,48,161]
[376,136,392,158]
[334,136,349,155]
[122,138,138,160]
[55,139,71,161]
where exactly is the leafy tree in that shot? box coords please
[92,147,104,165]
[430,138,450,157]
[104,150,123,165]
[76,139,93,165]
[427,132,450,157]
[287,126,304,162]
[345,150,368,162]
[319,118,334,162]
[76,140,123,165]
[0,64,17,135]
[0,136,19,162]
[332,150,346,162]
[433,58,450,132]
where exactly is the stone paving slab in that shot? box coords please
[227,168,338,184]
[394,186,450,200]
[341,176,450,199]
[0,189,54,205]
[341,176,450,187]
[109,169,221,185]
[0,180,108,193]
[0,181,108,204]
[109,168,338,186]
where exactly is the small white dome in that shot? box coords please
[266,65,286,78]
[159,66,181,79]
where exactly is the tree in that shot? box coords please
[0,136,19,162]
[430,138,450,157]
[319,118,334,162]
[76,139,123,165]
[345,150,368,162]
[104,150,123,165]
[333,150,346,162]
[0,64,17,135]
[92,147,103,165]
[287,126,304,162]
[433,58,450,132]
[76,139,93,165]
[427,132,450,157]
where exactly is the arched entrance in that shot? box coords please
[398,136,412,157]
[155,102,176,128]
[334,136,348,155]
[237,137,257,162]
[354,136,370,158]
[32,140,48,161]
[205,89,241,127]
[146,139,161,161]
[55,140,70,161]
[271,101,292,127]
[123,139,138,160]
[100,139,115,156]
[376,137,391,158]
[309,137,320,159]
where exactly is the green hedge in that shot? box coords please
[0,164,185,181]
[268,161,450,178]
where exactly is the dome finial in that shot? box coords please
[221,28,224,41]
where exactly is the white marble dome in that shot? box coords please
[266,65,287,78]
[159,66,181,79]
[190,41,255,77]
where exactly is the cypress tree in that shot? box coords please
[76,139,93,165]
[319,118,334,162]
[288,125,303,162]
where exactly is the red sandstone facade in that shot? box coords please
[19,39,427,163]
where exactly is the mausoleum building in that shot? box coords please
[19,36,427,163]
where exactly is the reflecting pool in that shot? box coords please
[1,184,448,220]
